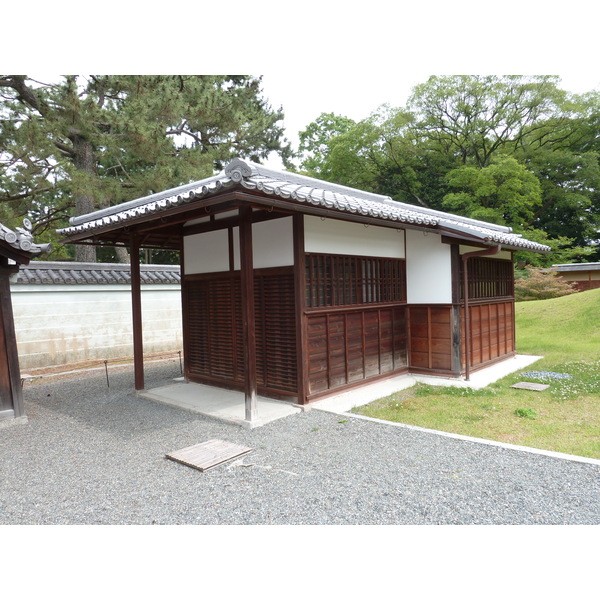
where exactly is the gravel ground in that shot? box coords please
[1,360,599,525]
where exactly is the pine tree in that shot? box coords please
[0,75,292,262]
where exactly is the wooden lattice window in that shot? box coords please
[460,258,514,300]
[305,254,406,308]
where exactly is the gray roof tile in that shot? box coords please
[1,220,52,261]
[11,261,180,285]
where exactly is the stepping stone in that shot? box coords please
[511,382,550,391]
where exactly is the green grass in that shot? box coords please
[352,288,600,459]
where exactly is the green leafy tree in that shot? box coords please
[407,75,569,167]
[298,106,453,208]
[298,112,356,177]
[442,156,542,227]
[0,75,292,262]
[513,230,594,268]
[296,75,600,261]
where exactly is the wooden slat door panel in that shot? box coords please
[254,270,297,393]
[186,275,243,384]
[185,269,298,395]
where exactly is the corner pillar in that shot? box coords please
[130,235,144,390]
[239,206,259,424]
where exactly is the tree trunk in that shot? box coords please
[72,135,98,263]
[115,246,130,263]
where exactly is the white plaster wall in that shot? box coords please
[405,229,452,304]
[11,285,182,369]
[246,217,294,269]
[184,229,229,274]
[304,216,405,258]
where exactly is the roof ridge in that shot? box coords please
[24,261,180,271]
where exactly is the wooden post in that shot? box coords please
[239,206,258,423]
[450,244,462,377]
[293,214,308,404]
[130,235,144,390]
[0,265,24,419]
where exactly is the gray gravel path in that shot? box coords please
[1,360,598,525]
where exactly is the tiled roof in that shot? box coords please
[11,261,180,285]
[1,220,52,260]
[552,262,600,272]
[57,158,551,253]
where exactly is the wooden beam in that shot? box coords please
[130,234,144,390]
[239,206,258,422]
[182,206,287,237]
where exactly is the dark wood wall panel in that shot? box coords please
[569,279,600,292]
[459,258,513,300]
[306,314,328,394]
[408,306,453,372]
[461,301,514,369]
[306,306,407,398]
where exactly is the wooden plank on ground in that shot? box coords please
[511,382,550,391]
[166,439,252,472]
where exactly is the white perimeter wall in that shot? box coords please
[11,284,182,369]
[405,229,452,304]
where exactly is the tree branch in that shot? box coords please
[0,75,48,116]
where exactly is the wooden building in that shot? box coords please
[57,159,549,423]
[551,262,600,292]
[0,221,51,423]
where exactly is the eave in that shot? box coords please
[57,158,552,254]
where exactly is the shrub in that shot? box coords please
[514,407,537,419]
[514,266,578,302]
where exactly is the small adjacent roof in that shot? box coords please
[552,262,600,272]
[57,158,550,253]
[11,261,180,285]
[1,220,52,265]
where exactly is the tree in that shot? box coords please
[524,149,600,247]
[442,156,542,227]
[0,75,292,262]
[514,266,578,301]
[407,75,569,168]
[296,76,600,262]
[298,112,356,177]
[298,106,454,208]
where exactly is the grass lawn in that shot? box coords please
[352,288,600,459]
